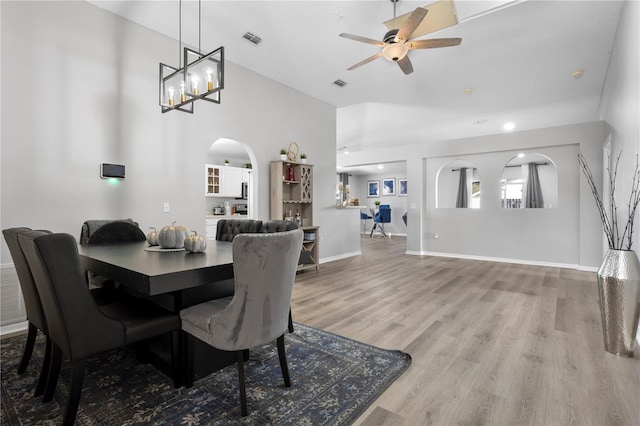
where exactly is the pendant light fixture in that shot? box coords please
[159,0,224,113]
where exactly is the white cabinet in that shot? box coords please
[205,165,243,198]
[205,218,219,239]
[222,167,243,198]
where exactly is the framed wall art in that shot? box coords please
[382,178,396,196]
[399,178,407,196]
[367,180,380,197]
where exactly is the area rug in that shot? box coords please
[1,323,411,425]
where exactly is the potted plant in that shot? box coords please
[280,149,287,161]
[224,160,230,166]
[300,153,308,164]
[374,201,381,207]
[245,163,252,169]
[578,152,640,357]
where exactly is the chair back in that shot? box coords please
[375,205,391,223]
[87,221,145,244]
[260,220,298,233]
[215,219,262,242]
[211,229,303,350]
[79,219,138,245]
[2,227,51,332]
[18,232,124,360]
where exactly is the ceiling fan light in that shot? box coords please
[382,43,408,62]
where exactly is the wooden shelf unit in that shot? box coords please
[270,160,319,271]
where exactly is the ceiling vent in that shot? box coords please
[333,79,347,87]
[242,32,262,45]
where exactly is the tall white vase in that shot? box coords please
[597,249,640,357]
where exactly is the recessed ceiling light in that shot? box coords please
[503,122,515,131]
[517,153,525,158]
[344,151,349,155]
[377,164,384,170]
[572,69,584,78]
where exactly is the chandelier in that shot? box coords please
[159,0,224,113]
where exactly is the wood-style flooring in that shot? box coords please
[291,236,640,426]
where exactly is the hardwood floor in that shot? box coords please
[291,236,640,426]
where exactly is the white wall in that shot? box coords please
[599,0,640,254]
[0,2,356,281]
[340,121,606,268]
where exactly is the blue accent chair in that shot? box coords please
[360,209,373,236]
[370,205,391,238]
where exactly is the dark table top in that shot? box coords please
[78,240,234,296]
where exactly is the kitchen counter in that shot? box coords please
[205,214,248,219]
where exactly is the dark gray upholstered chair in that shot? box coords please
[215,219,262,242]
[80,219,146,289]
[180,229,303,416]
[2,228,120,399]
[18,231,182,426]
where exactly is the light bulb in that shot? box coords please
[191,74,200,95]
[382,43,409,62]
[167,86,175,106]
[206,68,214,91]
[180,81,186,102]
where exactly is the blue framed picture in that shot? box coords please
[399,178,407,196]
[367,180,380,197]
[382,178,395,196]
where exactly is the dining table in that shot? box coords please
[78,239,234,309]
[78,239,238,380]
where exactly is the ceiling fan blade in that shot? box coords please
[339,33,385,47]
[397,55,414,75]
[347,52,383,71]
[395,7,428,43]
[407,38,462,50]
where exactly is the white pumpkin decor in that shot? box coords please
[147,227,160,246]
[158,221,188,249]
[184,230,207,253]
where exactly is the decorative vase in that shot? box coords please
[597,249,640,357]
[301,158,307,164]
[280,154,287,161]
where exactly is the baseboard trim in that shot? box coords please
[320,251,361,264]
[1,321,27,338]
[406,250,597,271]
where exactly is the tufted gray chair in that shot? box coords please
[214,219,262,242]
[180,229,303,416]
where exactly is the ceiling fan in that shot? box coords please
[339,0,462,75]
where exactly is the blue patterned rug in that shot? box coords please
[1,323,410,425]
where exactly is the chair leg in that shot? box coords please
[370,223,376,238]
[236,351,248,416]
[183,333,194,388]
[63,359,85,426]
[34,337,52,397]
[43,344,63,402]
[276,334,291,387]
[171,330,182,388]
[18,322,37,374]
[288,309,294,333]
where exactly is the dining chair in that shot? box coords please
[180,229,303,416]
[370,204,391,238]
[360,209,373,236]
[82,220,146,289]
[18,231,182,426]
[2,228,52,397]
[3,227,122,399]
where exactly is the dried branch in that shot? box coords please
[578,152,640,250]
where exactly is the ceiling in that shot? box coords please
[89,0,623,168]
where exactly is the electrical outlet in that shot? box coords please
[163,202,170,213]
